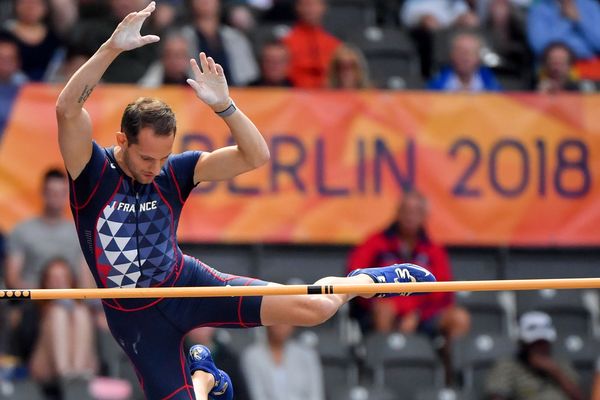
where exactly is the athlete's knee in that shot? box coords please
[299,296,337,327]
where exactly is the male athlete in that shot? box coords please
[55,2,436,399]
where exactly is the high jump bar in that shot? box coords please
[2,278,600,300]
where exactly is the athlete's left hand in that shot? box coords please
[187,52,231,112]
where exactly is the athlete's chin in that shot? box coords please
[137,174,155,184]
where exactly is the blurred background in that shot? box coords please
[0,0,600,399]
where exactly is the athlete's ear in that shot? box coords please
[116,131,128,147]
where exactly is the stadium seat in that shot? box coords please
[331,384,396,400]
[347,26,418,89]
[323,0,376,40]
[249,23,292,53]
[415,387,475,400]
[454,334,516,398]
[364,333,441,398]
[516,289,594,337]
[214,327,262,354]
[505,249,600,279]
[258,245,347,284]
[0,379,44,400]
[447,248,501,281]
[456,291,516,336]
[297,329,359,398]
[554,334,600,397]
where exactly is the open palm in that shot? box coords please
[108,1,160,51]
[187,52,230,108]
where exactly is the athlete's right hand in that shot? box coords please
[105,1,160,52]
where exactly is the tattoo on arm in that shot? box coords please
[78,85,95,104]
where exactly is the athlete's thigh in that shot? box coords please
[162,256,268,332]
[103,305,194,400]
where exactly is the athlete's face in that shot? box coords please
[119,127,175,184]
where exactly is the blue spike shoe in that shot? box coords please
[348,263,436,297]
[188,344,234,400]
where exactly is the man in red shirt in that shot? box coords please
[283,0,341,88]
[348,190,471,385]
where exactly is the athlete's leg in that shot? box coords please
[188,345,233,400]
[261,274,373,326]
[191,371,214,400]
[262,263,436,326]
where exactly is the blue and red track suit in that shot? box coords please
[69,142,266,399]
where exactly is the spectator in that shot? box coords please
[347,190,470,385]
[402,0,478,30]
[139,30,191,87]
[46,44,90,83]
[181,0,259,86]
[591,355,600,400]
[186,327,251,400]
[527,0,600,80]
[282,0,341,88]
[249,40,292,87]
[0,230,7,356]
[326,43,371,89]
[241,325,325,400]
[536,42,589,93]
[48,0,78,39]
[0,0,62,81]
[481,0,532,86]
[5,168,85,290]
[0,37,27,139]
[71,0,159,83]
[428,31,502,91]
[401,0,478,78]
[27,259,97,391]
[486,311,583,400]
[224,3,257,34]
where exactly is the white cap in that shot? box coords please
[519,311,557,344]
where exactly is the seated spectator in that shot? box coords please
[139,30,191,87]
[0,37,27,138]
[481,0,532,85]
[536,42,590,93]
[249,40,292,87]
[0,0,63,81]
[241,325,324,400]
[186,327,251,400]
[46,44,90,83]
[527,0,600,80]
[48,0,78,39]
[27,259,97,392]
[71,0,159,83]
[428,31,502,91]
[486,311,582,400]
[224,3,257,34]
[181,0,259,86]
[591,355,600,400]
[282,0,341,88]
[0,37,27,86]
[326,43,371,89]
[347,190,470,385]
[402,0,478,30]
[402,0,478,78]
[0,230,7,356]
[5,168,85,290]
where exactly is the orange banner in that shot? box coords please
[1,85,599,246]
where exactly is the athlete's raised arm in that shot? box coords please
[188,53,270,184]
[55,2,159,179]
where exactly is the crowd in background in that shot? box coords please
[1,0,600,399]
